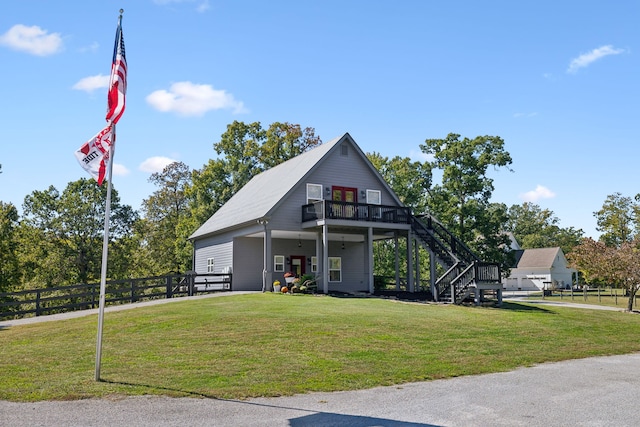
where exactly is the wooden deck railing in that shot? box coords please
[302,201,411,224]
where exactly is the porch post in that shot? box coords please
[322,223,329,294]
[429,250,437,301]
[414,242,420,293]
[407,230,414,292]
[315,230,322,282]
[259,219,271,292]
[367,227,374,293]
[394,233,400,290]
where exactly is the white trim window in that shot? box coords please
[307,183,323,202]
[207,258,215,273]
[311,256,318,273]
[328,257,342,282]
[274,255,285,272]
[366,189,381,205]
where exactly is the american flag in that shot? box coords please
[76,14,126,186]
[105,22,126,125]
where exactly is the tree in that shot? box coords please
[594,192,640,247]
[420,133,513,265]
[0,202,20,293]
[367,153,432,214]
[21,179,138,286]
[187,121,322,226]
[367,153,432,281]
[507,202,583,254]
[261,122,322,168]
[569,238,640,311]
[141,161,192,274]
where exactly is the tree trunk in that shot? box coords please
[627,286,637,312]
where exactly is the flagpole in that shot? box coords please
[95,9,124,381]
[95,125,115,381]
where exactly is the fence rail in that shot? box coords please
[0,273,232,320]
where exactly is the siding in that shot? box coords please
[194,238,233,274]
[232,237,264,291]
[328,240,368,293]
[268,139,402,231]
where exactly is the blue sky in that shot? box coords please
[0,0,637,239]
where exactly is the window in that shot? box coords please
[307,183,323,202]
[207,258,215,273]
[366,189,381,205]
[274,255,285,272]
[311,256,318,273]
[328,257,341,282]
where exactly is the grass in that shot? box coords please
[1,293,640,402]
[518,288,638,309]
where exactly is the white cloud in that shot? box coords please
[513,112,538,118]
[196,1,211,13]
[78,41,99,53]
[112,163,130,176]
[567,45,625,74]
[139,156,178,173]
[72,74,109,93]
[409,149,434,162]
[0,24,63,56]
[519,185,556,202]
[146,81,248,117]
[153,0,210,13]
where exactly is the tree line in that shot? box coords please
[1,122,637,309]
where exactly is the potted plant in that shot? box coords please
[273,280,281,293]
[284,272,295,285]
[291,277,301,293]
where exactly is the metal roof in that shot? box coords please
[189,133,346,240]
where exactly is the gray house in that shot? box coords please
[189,133,502,303]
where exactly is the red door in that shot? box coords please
[332,186,357,218]
[332,186,357,203]
[290,255,305,276]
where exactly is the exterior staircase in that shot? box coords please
[410,214,502,304]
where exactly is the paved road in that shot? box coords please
[2,294,640,426]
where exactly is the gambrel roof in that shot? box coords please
[189,132,403,240]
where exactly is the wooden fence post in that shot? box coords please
[166,276,173,298]
[131,279,137,303]
[35,289,41,317]
[188,271,195,297]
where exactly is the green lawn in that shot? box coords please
[1,293,639,402]
[519,288,638,309]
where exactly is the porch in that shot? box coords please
[302,200,411,224]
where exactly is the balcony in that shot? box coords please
[302,200,411,224]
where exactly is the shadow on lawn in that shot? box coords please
[101,379,440,426]
[498,301,554,313]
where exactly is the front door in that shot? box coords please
[290,255,306,277]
